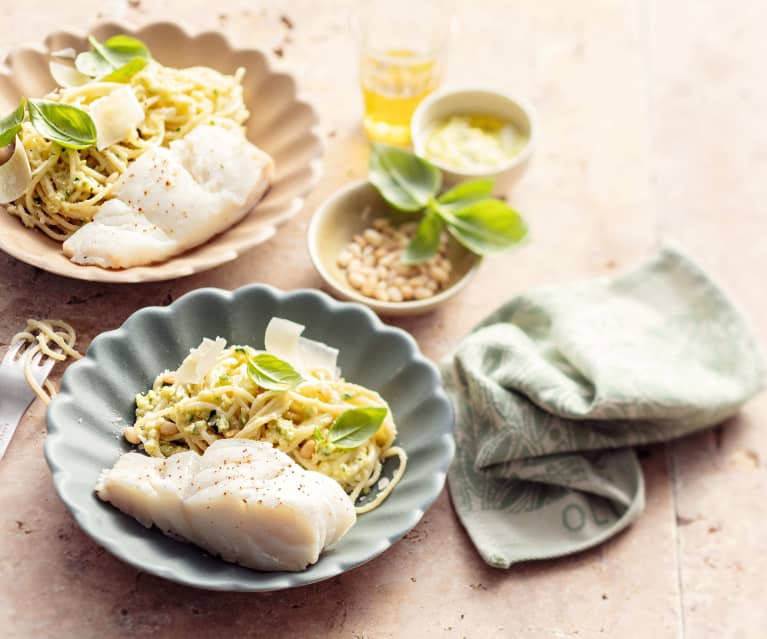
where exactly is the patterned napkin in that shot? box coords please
[441,244,764,568]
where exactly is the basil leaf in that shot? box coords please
[101,57,149,83]
[76,35,151,78]
[75,50,113,78]
[329,407,387,449]
[99,35,151,68]
[246,353,303,391]
[28,100,96,149]
[437,178,495,211]
[402,209,443,265]
[442,199,528,255]
[0,99,26,147]
[369,143,440,211]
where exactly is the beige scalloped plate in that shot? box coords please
[0,22,323,282]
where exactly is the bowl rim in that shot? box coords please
[0,20,324,283]
[307,178,482,314]
[44,283,456,591]
[410,85,538,177]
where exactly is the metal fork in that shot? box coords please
[0,341,56,461]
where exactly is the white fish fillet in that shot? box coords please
[95,439,356,571]
[63,125,274,268]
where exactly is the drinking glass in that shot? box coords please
[353,0,453,145]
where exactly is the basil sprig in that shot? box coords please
[0,99,26,147]
[28,100,96,149]
[369,143,528,263]
[246,353,303,391]
[0,99,96,150]
[76,35,151,82]
[369,143,441,211]
[329,407,387,449]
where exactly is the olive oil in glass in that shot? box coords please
[354,0,452,146]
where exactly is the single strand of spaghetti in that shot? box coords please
[198,385,256,406]
[355,447,408,514]
[283,392,354,417]
[19,346,51,404]
[362,459,384,490]
[237,407,287,439]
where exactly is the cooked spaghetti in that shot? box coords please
[126,345,407,514]
[11,319,82,404]
[5,61,248,241]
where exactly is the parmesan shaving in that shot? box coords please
[89,86,144,151]
[264,317,340,376]
[264,318,304,366]
[298,337,339,377]
[175,337,227,384]
[0,138,32,204]
[49,61,91,88]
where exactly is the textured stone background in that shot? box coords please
[1,1,765,637]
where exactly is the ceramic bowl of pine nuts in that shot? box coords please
[308,180,481,316]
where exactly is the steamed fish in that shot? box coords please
[96,439,356,571]
[63,124,273,268]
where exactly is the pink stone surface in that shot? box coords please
[0,1,763,637]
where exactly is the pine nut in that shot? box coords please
[348,272,365,289]
[300,439,316,460]
[388,287,403,302]
[414,286,432,300]
[160,422,177,435]
[337,251,352,267]
[430,265,449,283]
[401,284,414,299]
[375,289,390,302]
[363,229,383,246]
[379,252,397,267]
[123,426,140,444]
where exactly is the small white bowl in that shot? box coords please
[307,180,481,317]
[411,87,537,193]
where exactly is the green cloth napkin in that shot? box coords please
[441,244,764,568]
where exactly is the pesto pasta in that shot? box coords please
[126,344,407,514]
[6,61,248,241]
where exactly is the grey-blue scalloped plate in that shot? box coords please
[45,286,454,591]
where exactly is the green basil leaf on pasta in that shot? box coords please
[98,35,152,68]
[437,177,495,211]
[76,35,151,78]
[442,198,528,255]
[27,100,97,150]
[401,209,444,264]
[75,49,113,78]
[246,353,303,391]
[101,57,149,83]
[369,142,441,211]
[329,407,387,448]
[0,99,26,147]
